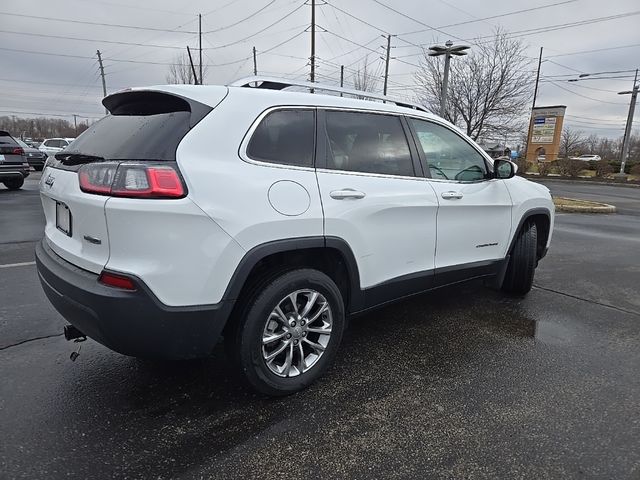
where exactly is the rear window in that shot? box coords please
[247,109,315,167]
[0,132,19,147]
[61,91,211,162]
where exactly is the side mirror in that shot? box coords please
[494,159,516,179]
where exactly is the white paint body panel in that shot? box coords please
[504,176,555,249]
[316,170,438,288]
[104,197,245,306]
[40,166,110,274]
[427,179,513,268]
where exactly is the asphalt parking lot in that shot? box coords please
[1,173,639,479]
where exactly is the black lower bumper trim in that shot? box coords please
[35,240,232,359]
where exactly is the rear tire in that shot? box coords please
[502,221,537,295]
[228,269,345,396]
[3,178,24,190]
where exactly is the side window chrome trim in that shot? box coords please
[239,105,317,171]
[316,167,427,182]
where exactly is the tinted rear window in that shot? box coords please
[247,109,315,167]
[62,92,211,161]
[0,133,18,147]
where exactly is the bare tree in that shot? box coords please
[415,30,532,141]
[560,127,586,158]
[166,52,207,84]
[351,56,382,98]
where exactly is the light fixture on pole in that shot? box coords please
[428,40,470,117]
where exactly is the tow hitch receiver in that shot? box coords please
[63,325,86,361]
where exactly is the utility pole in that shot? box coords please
[198,14,203,84]
[186,46,199,85]
[526,47,544,158]
[72,114,78,136]
[617,68,639,179]
[253,46,257,76]
[96,50,107,114]
[340,65,344,96]
[383,34,391,96]
[532,47,543,109]
[310,0,315,93]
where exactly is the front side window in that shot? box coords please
[410,119,487,182]
[247,109,315,167]
[324,111,414,177]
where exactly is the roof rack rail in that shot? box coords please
[229,76,428,113]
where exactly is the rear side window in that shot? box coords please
[247,109,315,167]
[324,111,414,177]
[59,91,211,162]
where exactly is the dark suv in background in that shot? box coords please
[0,131,30,190]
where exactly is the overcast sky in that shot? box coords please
[1,0,638,140]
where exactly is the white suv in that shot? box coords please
[36,77,554,395]
[39,138,75,158]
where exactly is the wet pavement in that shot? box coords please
[1,174,639,479]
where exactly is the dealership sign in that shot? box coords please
[532,116,557,144]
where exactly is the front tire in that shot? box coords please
[502,221,537,295]
[230,269,345,396]
[3,178,24,190]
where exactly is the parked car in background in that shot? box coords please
[571,154,601,161]
[0,130,30,190]
[17,139,47,171]
[39,138,75,158]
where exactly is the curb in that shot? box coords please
[524,176,640,189]
[553,197,616,213]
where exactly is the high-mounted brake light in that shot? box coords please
[78,162,186,199]
[98,271,136,290]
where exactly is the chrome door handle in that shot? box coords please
[330,189,366,200]
[441,191,463,200]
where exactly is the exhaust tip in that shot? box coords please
[64,325,86,341]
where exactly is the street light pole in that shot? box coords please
[428,40,470,119]
[618,68,639,178]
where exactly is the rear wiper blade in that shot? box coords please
[54,153,105,165]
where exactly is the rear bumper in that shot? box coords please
[0,165,30,179]
[35,239,232,359]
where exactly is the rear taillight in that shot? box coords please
[12,147,24,155]
[98,271,136,290]
[79,162,186,199]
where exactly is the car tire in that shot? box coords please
[3,178,24,190]
[502,221,537,295]
[228,269,345,396]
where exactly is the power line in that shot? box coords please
[469,10,640,44]
[202,3,306,50]
[547,43,640,58]
[369,0,464,41]
[397,0,578,36]
[204,0,277,34]
[0,11,199,34]
[0,29,186,50]
[0,110,99,118]
[545,79,627,105]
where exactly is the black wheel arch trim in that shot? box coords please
[508,207,551,259]
[220,236,364,313]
